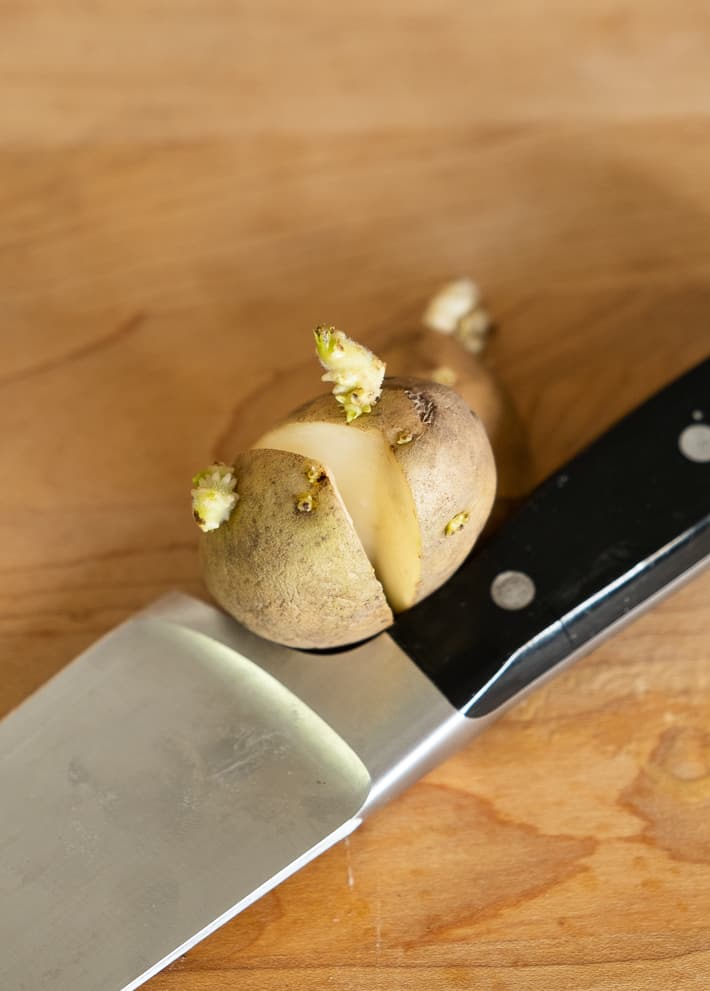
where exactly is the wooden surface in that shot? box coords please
[2,1,710,988]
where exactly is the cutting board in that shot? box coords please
[1,2,709,988]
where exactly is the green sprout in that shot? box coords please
[445,511,470,536]
[314,325,386,423]
[191,463,238,532]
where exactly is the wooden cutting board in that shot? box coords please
[1,2,709,988]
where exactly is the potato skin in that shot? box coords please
[199,448,393,648]
[273,376,497,609]
[386,377,497,604]
[380,329,532,506]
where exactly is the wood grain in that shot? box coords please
[1,1,709,988]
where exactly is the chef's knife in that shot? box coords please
[1,357,708,991]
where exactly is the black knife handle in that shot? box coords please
[390,357,710,717]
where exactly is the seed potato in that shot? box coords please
[195,319,504,649]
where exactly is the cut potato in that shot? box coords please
[199,448,393,648]
[197,321,500,648]
[253,377,496,614]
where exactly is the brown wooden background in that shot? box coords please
[2,2,709,988]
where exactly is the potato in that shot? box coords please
[197,385,495,647]
[198,449,394,648]
[254,378,495,613]
[195,325,499,649]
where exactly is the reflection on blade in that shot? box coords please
[0,618,370,991]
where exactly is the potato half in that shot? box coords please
[253,377,497,620]
[381,330,532,508]
[199,448,393,648]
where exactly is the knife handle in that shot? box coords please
[390,357,710,717]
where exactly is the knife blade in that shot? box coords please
[1,357,708,991]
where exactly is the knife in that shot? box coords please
[1,357,708,991]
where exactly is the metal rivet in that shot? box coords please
[679,423,710,463]
[490,571,536,610]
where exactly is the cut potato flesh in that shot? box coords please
[254,422,421,612]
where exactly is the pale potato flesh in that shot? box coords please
[254,422,422,612]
